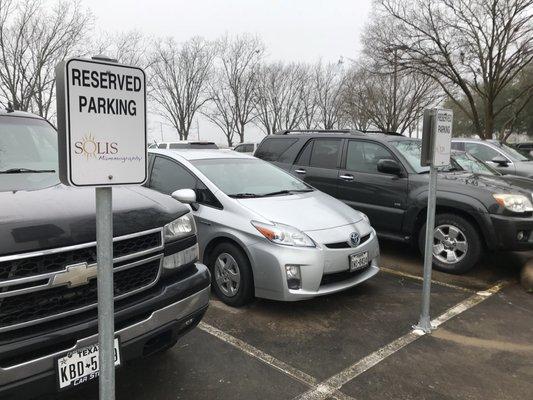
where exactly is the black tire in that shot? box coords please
[418,213,481,274]
[208,242,254,307]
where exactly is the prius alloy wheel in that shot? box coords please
[214,253,241,297]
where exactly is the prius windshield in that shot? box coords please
[191,158,312,198]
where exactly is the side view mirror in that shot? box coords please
[491,156,509,166]
[377,159,402,176]
[171,188,198,210]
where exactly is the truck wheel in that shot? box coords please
[208,242,254,307]
[418,213,481,274]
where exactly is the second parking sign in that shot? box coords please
[55,57,147,187]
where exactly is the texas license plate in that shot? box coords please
[349,251,369,272]
[57,338,121,390]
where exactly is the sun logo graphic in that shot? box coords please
[74,133,118,160]
[74,133,97,160]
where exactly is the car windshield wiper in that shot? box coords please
[260,188,314,196]
[0,168,56,174]
[229,192,261,198]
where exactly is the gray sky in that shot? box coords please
[85,0,374,144]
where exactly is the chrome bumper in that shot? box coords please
[0,285,210,386]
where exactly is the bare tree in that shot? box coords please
[149,37,214,140]
[208,34,264,144]
[253,62,306,135]
[94,30,151,69]
[0,0,91,119]
[313,62,345,129]
[373,0,533,139]
[299,65,319,129]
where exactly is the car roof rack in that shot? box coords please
[361,130,404,136]
[274,129,359,135]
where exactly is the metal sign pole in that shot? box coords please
[416,164,437,333]
[96,186,115,400]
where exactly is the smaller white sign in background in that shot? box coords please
[432,109,453,167]
[56,58,146,186]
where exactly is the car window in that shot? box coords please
[244,144,254,152]
[234,145,244,152]
[346,141,395,173]
[149,156,197,195]
[295,140,313,165]
[309,139,341,169]
[255,138,298,161]
[465,143,501,161]
[157,143,167,149]
[451,142,465,151]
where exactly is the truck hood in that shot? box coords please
[0,183,188,256]
[438,171,533,195]
[236,190,364,232]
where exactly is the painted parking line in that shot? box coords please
[198,322,356,400]
[379,266,476,293]
[293,281,507,400]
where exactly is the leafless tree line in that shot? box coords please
[1,0,531,142]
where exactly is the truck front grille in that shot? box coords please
[0,260,159,330]
[0,228,164,333]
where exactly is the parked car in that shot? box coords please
[152,141,219,149]
[451,138,533,177]
[510,141,533,159]
[146,148,380,306]
[233,142,258,155]
[0,110,210,398]
[255,130,533,274]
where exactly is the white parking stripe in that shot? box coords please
[380,266,475,293]
[198,322,356,400]
[293,281,507,400]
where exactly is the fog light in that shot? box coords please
[517,231,529,241]
[285,265,301,290]
[163,244,199,269]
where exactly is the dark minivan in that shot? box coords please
[0,110,210,398]
[256,130,533,274]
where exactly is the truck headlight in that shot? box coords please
[164,213,197,241]
[493,194,533,213]
[251,221,315,247]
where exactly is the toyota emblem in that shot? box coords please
[349,232,360,247]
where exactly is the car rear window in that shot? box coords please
[255,138,298,161]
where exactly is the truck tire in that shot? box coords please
[208,242,254,307]
[418,213,481,274]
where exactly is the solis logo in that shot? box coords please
[74,134,118,160]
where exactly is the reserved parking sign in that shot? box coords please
[55,57,147,187]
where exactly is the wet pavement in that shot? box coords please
[52,241,532,400]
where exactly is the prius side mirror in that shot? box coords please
[377,159,402,176]
[491,156,509,167]
[171,188,199,210]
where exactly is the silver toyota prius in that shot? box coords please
[147,149,380,306]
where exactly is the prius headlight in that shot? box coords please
[493,194,533,213]
[164,213,197,241]
[251,221,315,247]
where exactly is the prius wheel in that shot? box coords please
[209,242,254,307]
[419,213,481,274]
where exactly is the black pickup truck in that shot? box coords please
[0,110,210,398]
[255,130,533,274]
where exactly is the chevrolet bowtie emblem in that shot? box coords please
[51,262,98,288]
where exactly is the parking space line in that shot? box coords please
[198,322,356,400]
[293,281,507,400]
[380,266,475,293]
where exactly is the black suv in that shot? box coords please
[0,111,210,398]
[255,130,533,274]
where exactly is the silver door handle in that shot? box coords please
[339,174,354,181]
[295,169,306,174]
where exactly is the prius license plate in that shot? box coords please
[349,251,369,272]
[57,338,121,390]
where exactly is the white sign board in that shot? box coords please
[56,58,146,187]
[432,109,453,166]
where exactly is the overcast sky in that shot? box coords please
[85,0,374,144]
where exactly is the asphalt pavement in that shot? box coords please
[51,241,533,400]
